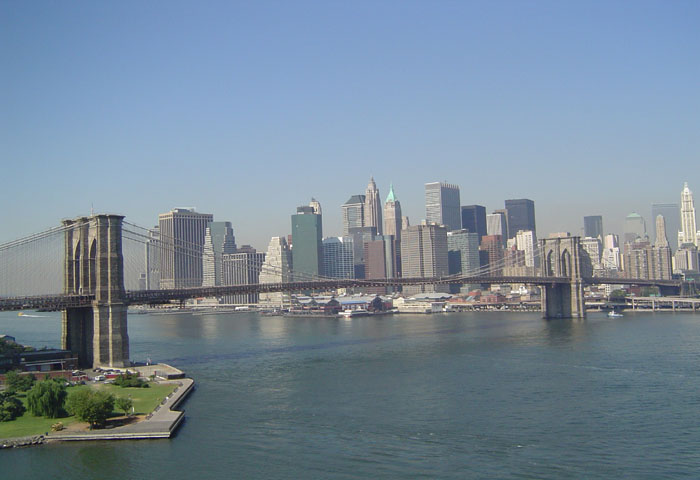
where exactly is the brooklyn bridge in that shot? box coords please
[0,214,685,369]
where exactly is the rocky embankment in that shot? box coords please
[1,435,46,449]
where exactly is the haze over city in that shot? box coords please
[2,1,698,249]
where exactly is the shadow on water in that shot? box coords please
[543,317,589,346]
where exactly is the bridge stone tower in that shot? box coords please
[61,215,130,368]
[540,236,591,319]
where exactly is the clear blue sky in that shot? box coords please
[1,0,698,249]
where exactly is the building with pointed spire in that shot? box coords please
[383,184,403,275]
[679,182,699,247]
[202,221,237,287]
[655,215,669,248]
[364,177,382,235]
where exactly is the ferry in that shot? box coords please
[338,309,370,318]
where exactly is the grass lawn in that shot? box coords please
[0,382,177,439]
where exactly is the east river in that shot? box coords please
[2,309,700,479]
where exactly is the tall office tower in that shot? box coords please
[515,230,538,269]
[158,208,214,289]
[623,213,647,245]
[342,195,365,235]
[401,222,449,295]
[259,236,293,308]
[447,230,480,293]
[425,182,461,232]
[364,235,396,294]
[383,184,403,276]
[479,235,504,275]
[655,215,669,248]
[348,226,377,279]
[623,240,672,281]
[291,205,323,280]
[222,250,265,304]
[383,184,402,238]
[460,205,487,243]
[679,182,698,247]
[581,237,603,271]
[674,244,699,273]
[144,226,161,290]
[402,216,410,230]
[504,199,536,239]
[202,221,237,287]
[486,211,508,248]
[322,237,354,279]
[583,216,603,239]
[651,203,679,250]
[363,177,382,235]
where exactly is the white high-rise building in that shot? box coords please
[401,222,449,295]
[581,237,602,271]
[515,230,538,269]
[158,208,214,289]
[202,222,237,287]
[425,182,461,232]
[364,177,382,235]
[678,182,699,247]
[258,236,293,309]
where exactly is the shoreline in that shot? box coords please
[1,376,195,449]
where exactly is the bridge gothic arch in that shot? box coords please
[539,237,587,319]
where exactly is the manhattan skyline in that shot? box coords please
[1,1,698,249]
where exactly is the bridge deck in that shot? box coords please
[0,276,683,312]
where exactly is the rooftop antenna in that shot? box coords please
[91,203,94,216]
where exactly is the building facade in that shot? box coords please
[679,182,699,247]
[341,195,365,235]
[651,203,679,251]
[364,177,382,235]
[322,237,354,279]
[222,251,265,304]
[583,215,603,239]
[158,208,214,289]
[505,199,536,239]
[401,222,449,295]
[291,204,324,280]
[202,221,237,287]
[460,205,487,243]
[447,229,480,293]
[258,236,293,308]
[425,182,461,232]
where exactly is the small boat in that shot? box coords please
[607,311,623,318]
[338,309,370,318]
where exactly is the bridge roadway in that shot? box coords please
[0,275,682,312]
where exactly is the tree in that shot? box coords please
[609,289,627,301]
[65,389,115,428]
[0,391,25,422]
[4,370,36,394]
[113,373,149,388]
[115,396,133,417]
[26,380,67,418]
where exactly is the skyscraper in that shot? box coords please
[158,208,214,288]
[291,203,323,280]
[425,182,461,232]
[651,204,679,250]
[623,213,647,245]
[655,215,669,248]
[460,205,487,243]
[583,215,603,239]
[486,211,508,247]
[401,222,449,295]
[202,221,237,287]
[144,226,161,290]
[364,177,382,235]
[679,182,698,247]
[222,250,265,304]
[383,184,403,276]
[341,195,365,235]
[322,237,354,279]
[515,230,538,269]
[504,199,536,239]
[259,236,293,309]
[447,229,480,293]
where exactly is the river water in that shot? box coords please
[2,310,700,479]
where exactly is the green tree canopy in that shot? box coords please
[4,370,35,394]
[115,396,133,417]
[0,391,25,422]
[26,380,67,418]
[66,389,115,428]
